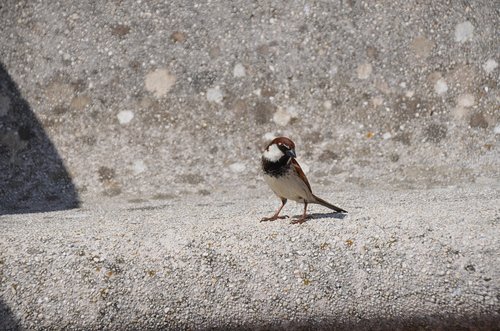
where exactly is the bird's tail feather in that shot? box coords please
[312,194,347,213]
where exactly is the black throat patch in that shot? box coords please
[262,156,291,177]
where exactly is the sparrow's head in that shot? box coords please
[262,137,296,162]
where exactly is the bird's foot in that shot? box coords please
[260,215,288,222]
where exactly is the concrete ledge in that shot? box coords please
[1,186,499,330]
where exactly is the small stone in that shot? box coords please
[469,113,488,129]
[273,108,292,126]
[382,132,392,140]
[70,95,90,110]
[209,46,221,59]
[233,63,246,78]
[111,24,131,37]
[454,21,474,43]
[229,163,246,173]
[482,59,498,74]
[434,79,448,95]
[323,100,332,110]
[206,86,224,104]
[145,69,176,98]
[357,63,372,80]
[171,31,186,43]
[457,94,475,108]
[117,110,134,124]
[132,160,146,175]
[371,96,383,107]
[411,36,434,58]
[494,125,500,135]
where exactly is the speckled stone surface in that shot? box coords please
[0,0,499,329]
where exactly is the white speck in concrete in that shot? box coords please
[454,21,474,43]
[273,108,292,126]
[382,132,392,140]
[132,160,147,175]
[233,63,246,78]
[493,125,500,135]
[229,162,246,173]
[482,59,498,74]
[323,100,332,110]
[371,96,384,107]
[207,86,224,104]
[144,69,176,98]
[434,79,448,95]
[457,94,475,108]
[117,110,134,124]
[357,63,372,80]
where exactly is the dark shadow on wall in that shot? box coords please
[0,62,79,215]
[0,299,19,331]
[207,313,500,331]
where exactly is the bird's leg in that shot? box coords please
[291,202,309,224]
[261,198,288,222]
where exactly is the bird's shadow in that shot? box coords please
[290,212,348,222]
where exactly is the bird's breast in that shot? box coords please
[263,168,314,202]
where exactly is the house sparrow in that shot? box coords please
[261,137,347,224]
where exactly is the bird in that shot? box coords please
[261,136,347,224]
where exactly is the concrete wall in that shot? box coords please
[1,0,498,211]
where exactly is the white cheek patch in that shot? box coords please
[263,144,284,162]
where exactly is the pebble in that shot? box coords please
[434,79,448,95]
[117,110,134,125]
[233,63,246,78]
[273,108,291,126]
[206,86,224,104]
[357,63,373,80]
[272,107,297,126]
[132,160,147,175]
[457,94,475,108]
[144,69,176,97]
[454,21,474,43]
[229,162,246,173]
[482,59,498,74]
[493,125,500,135]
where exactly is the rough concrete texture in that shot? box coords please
[1,185,500,330]
[0,0,499,329]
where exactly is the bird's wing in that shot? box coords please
[291,158,312,193]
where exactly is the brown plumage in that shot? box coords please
[261,137,347,224]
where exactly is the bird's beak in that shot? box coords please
[286,149,296,158]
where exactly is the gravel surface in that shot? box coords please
[1,184,499,330]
